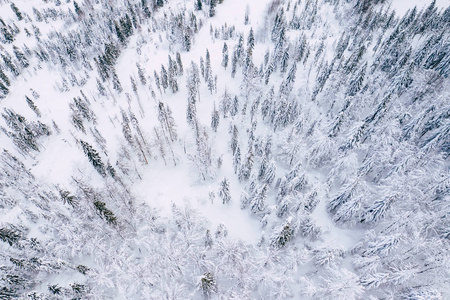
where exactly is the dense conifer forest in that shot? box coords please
[0,0,449,298]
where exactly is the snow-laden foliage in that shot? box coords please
[0,0,449,298]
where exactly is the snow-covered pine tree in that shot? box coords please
[270,217,294,249]
[209,0,216,17]
[219,177,231,204]
[80,140,106,176]
[211,102,219,132]
[222,42,229,69]
[250,183,268,214]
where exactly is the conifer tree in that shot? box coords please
[265,62,274,85]
[13,46,29,69]
[0,81,8,98]
[280,47,289,73]
[200,272,217,299]
[222,42,229,69]
[154,70,161,93]
[0,67,10,87]
[0,226,22,246]
[25,96,41,117]
[2,109,50,153]
[219,178,231,204]
[2,54,19,77]
[200,56,205,79]
[205,49,211,83]
[156,0,164,8]
[231,50,237,78]
[230,96,239,117]
[93,201,117,225]
[236,34,244,63]
[346,62,367,96]
[233,145,241,173]
[186,63,199,125]
[136,63,147,85]
[184,32,192,51]
[195,0,202,11]
[244,5,250,25]
[112,71,123,93]
[211,103,219,132]
[176,52,183,75]
[209,0,216,17]
[250,184,267,213]
[160,65,168,91]
[230,124,239,155]
[271,8,286,43]
[270,218,294,249]
[114,21,126,44]
[10,3,23,21]
[204,229,213,248]
[96,78,106,96]
[239,147,254,182]
[80,140,106,176]
[247,28,255,56]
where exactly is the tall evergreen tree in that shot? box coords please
[80,140,106,176]
[161,65,168,91]
[176,52,183,75]
[209,0,216,17]
[222,42,229,69]
[231,51,237,78]
[112,71,123,93]
[136,63,147,85]
[195,0,202,11]
[219,178,231,204]
[247,28,255,56]
[10,3,23,21]
[211,103,219,132]
[13,46,29,69]
[0,67,10,87]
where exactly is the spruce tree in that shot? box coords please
[219,178,231,204]
[205,49,211,83]
[204,229,213,248]
[209,0,216,17]
[250,184,267,213]
[114,21,126,44]
[154,70,161,93]
[184,32,191,51]
[270,218,294,249]
[233,145,241,173]
[247,28,255,56]
[112,71,123,93]
[176,52,183,75]
[0,81,8,98]
[25,96,41,117]
[94,201,117,225]
[160,65,168,91]
[13,46,29,69]
[211,103,219,132]
[195,0,202,11]
[80,140,106,176]
[231,51,237,78]
[230,124,238,155]
[0,67,10,86]
[10,3,23,21]
[136,63,147,85]
[222,43,229,69]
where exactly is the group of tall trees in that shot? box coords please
[0,0,448,299]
